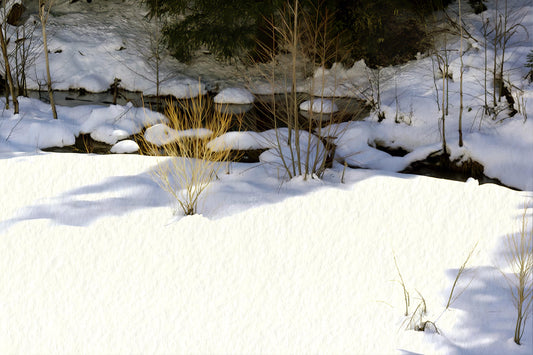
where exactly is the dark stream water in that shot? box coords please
[33,88,518,190]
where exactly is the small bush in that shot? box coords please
[253,1,360,180]
[141,92,241,215]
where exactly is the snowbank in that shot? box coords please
[0,153,531,354]
[214,88,255,104]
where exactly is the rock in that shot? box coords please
[214,88,254,105]
[7,3,26,26]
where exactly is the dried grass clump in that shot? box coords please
[141,93,241,215]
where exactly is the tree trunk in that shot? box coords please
[458,0,464,147]
[0,24,19,113]
[40,1,57,119]
[292,0,301,177]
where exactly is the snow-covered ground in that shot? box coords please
[0,0,532,353]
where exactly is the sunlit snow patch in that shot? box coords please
[214,88,254,104]
[207,131,274,151]
[144,124,213,146]
[90,127,130,145]
[110,140,139,154]
[0,113,75,150]
[299,98,339,114]
[79,103,164,144]
[259,128,326,178]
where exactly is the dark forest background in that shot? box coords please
[142,0,486,67]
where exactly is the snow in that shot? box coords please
[144,124,213,146]
[214,87,255,104]
[258,128,327,179]
[0,98,164,151]
[0,153,531,354]
[300,98,339,114]
[110,139,139,153]
[16,0,207,98]
[0,0,532,353]
[207,131,270,151]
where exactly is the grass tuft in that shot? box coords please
[503,204,533,345]
[140,90,242,215]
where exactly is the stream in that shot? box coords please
[31,88,517,190]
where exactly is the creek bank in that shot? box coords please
[30,88,521,191]
[400,150,516,189]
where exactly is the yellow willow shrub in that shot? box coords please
[141,93,242,215]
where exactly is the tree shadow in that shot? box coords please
[0,157,417,232]
[0,168,171,231]
[436,238,532,354]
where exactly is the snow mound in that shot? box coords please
[0,113,75,150]
[214,88,254,104]
[90,127,130,145]
[259,128,326,178]
[299,98,339,113]
[207,131,274,151]
[79,103,164,145]
[110,140,139,154]
[144,124,213,146]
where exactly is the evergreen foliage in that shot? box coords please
[335,0,430,67]
[143,0,279,62]
[143,0,454,66]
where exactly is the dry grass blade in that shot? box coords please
[394,253,410,317]
[140,91,242,215]
[446,241,478,310]
[503,204,533,345]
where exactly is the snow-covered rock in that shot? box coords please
[214,88,255,105]
[299,98,339,114]
[259,128,327,178]
[110,140,139,153]
[144,124,213,146]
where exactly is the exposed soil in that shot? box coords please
[400,150,517,190]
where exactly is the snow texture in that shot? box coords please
[214,88,255,104]
[299,98,339,113]
[144,124,213,146]
[110,140,139,153]
[0,0,532,353]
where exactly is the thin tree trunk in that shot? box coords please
[441,56,447,157]
[483,17,488,115]
[292,0,301,177]
[444,35,449,116]
[40,1,57,119]
[493,0,499,107]
[41,23,57,118]
[514,299,523,344]
[458,0,464,147]
[0,25,19,113]
[499,0,508,103]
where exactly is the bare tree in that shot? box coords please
[0,1,19,113]
[145,0,168,111]
[480,14,493,116]
[253,0,353,180]
[458,0,464,147]
[433,32,450,158]
[15,19,40,97]
[38,0,57,119]
[497,0,527,102]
